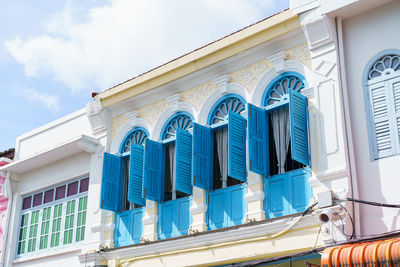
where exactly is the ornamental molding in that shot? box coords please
[213,74,230,95]
[198,83,249,125]
[180,81,217,112]
[110,118,151,154]
[267,51,287,73]
[152,102,197,141]
[230,59,271,93]
[252,60,314,106]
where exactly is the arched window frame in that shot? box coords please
[119,127,149,154]
[207,94,247,126]
[261,71,308,110]
[363,49,400,160]
[160,112,194,141]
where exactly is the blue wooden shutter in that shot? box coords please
[289,89,310,166]
[228,111,247,181]
[143,139,164,202]
[265,173,291,218]
[175,128,193,195]
[248,103,269,176]
[100,152,123,211]
[192,123,213,190]
[128,144,145,206]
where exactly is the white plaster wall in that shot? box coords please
[16,109,93,160]
[5,148,104,266]
[17,153,90,194]
[342,0,400,235]
[13,250,82,267]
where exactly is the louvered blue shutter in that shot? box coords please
[228,111,247,181]
[289,89,309,166]
[192,123,213,190]
[175,128,193,195]
[128,144,145,206]
[100,152,123,211]
[248,103,269,176]
[143,139,164,202]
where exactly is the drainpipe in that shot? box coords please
[335,16,361,237]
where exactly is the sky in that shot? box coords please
[0,0,289,152]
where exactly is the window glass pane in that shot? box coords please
[44,189,54,204]
[79,178,89,193]
[55,185,66,200]
[33,193,43,207]
[22,197,32,210]
[67,181,78,197]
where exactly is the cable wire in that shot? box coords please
[338,197,400,208]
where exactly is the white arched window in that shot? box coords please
[365,52,400,159]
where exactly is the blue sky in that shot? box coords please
[0,0,288,152]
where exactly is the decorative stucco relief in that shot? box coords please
[111,114,128,142]
[137,99,170,128]
[230,59,272,92]
[286,43,312,69]
[180,81,217,111]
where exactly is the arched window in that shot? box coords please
[248,71,311,219]
[258,72,308,176]
[208,96,246,125]
[161,113,193,140]
[365,52,400,159]
[120,128,148,153]
[262,72,306,107]
[194,94,247,191]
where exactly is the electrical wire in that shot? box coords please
[338,203,355,239]
[338,197,400,208]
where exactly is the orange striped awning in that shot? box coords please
[321,237,400,267]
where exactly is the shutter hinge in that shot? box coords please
[104,154,107,163]
[193,175,196,185]
[250,160,252,170]
[101,200,103,208]
[249,105,251,116]
[195,124,197,135]
[143,188,146,198]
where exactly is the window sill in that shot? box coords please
[13,244,83,264]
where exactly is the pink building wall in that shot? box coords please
[0,149,14,259]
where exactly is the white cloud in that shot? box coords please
[26,89,61,112]
[5,0,281,93]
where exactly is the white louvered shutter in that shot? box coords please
[369,80,393,159]
[389,75,400,153]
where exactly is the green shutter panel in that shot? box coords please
[100,152,123,211]
[128,144,145,206]
[143,140,164,202]
[289,89,310,166]
[192,123,213,190]
[175,128,193,195]
[248,103,269,176]
[228,111,247,182]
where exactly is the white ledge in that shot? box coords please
[244,190,265,202]
[190,204,208,214]
[80,214,319,263]
[142,215,158,225]
[0,135,99,174]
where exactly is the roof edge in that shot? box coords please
[96,10,299,107]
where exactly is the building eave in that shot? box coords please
[95,10,300,108]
